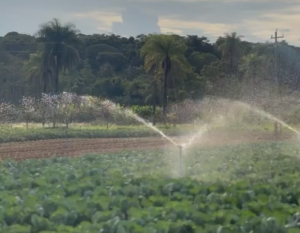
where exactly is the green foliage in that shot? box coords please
[0,125,184,143]
[36,18,81,93]
[1,20,300,112]
[86,43,127,72]
[1,143,300,232]
[140,33,191,118]
[189,52,219,74]
[131,105,161,121]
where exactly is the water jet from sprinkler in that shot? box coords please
[177,144,183,157]
[177,144,183,177]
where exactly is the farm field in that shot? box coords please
[2,142,300,232]
[3,8,300,233]
[0,129,295,160]
[0,121,295,143]
[1,122,300,232]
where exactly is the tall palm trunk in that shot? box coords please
[162,56,171,122]
[52,58,59,128]
[53,55,60,93]
[43,71,48,93]
[162,70,168,121]
[230,52,234,76]
[152,81,157,125]
[54,66,59,93]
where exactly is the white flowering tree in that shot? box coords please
[0,102,19,125]
[36,95,46,127]
[41,93,59,128]
[0,94,140,128]
[58,92,84,128]
[90,98,116,129]
[20,96,36,129]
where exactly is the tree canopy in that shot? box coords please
[0,18,299,109]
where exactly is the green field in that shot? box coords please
[2,142,300,232]
[0,124,184,143]
[0,122,294,143]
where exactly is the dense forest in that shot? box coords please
[1,18,300,110]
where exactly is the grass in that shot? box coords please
[0,121,298,143]
[0,124,189,143]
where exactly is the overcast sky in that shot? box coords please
[1,0,300,45]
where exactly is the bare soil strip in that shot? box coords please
[0,131,295,160]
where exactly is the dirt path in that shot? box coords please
[0,131,295,160]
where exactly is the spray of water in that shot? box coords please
[101,98,300,179]
[105,98,300,157]
[105,100,178,146]
[233,100,300,136]
[182,124,209,148]
[126,111,178,146]
[173,97,300,152]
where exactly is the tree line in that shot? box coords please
[0,18,300,120]
[0,93,204,129]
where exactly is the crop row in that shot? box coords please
[0,138,166,160]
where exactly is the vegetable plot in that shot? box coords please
[1,143,300,232]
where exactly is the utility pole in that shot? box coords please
[271,29,284,89]
[270,29,284,138]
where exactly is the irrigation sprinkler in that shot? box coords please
[65,130,69,150]
[177,144,183,177]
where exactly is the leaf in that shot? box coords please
[117,224,127,233]
[92,211,111,224]
[217,226,236,233]
[5,224,31,233]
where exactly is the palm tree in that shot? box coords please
[144,72,162,125]
[140,34,189,121]
[218,32,244,75]
[36,18,81,93]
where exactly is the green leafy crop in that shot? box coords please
[1,143,300,232]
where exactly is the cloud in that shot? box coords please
[1,0,300,46]
[240,7,300,44]
[154,1,300,45]
[112,6,160,36]
[71,11,122,32]
[129,0,255,2]
[158,18,238,38]
[160,27,183,35]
